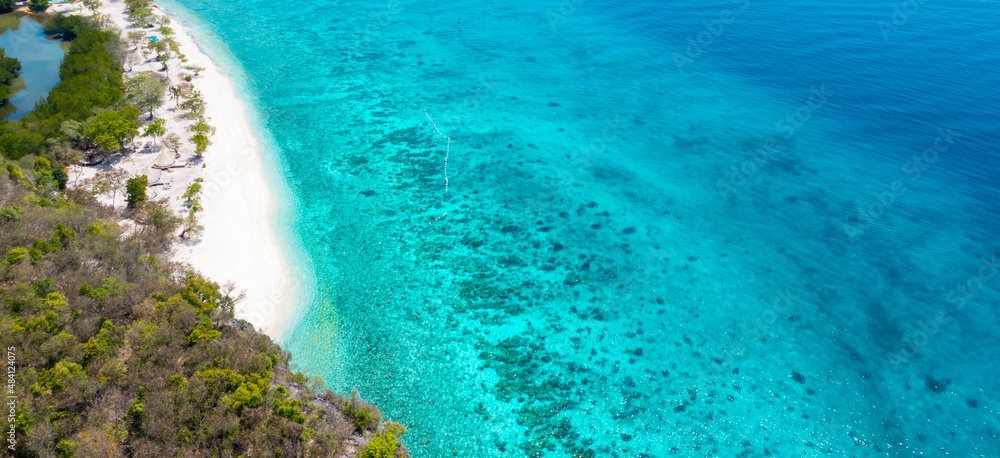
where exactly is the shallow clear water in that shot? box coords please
[165,0,999,455]
[0,14,65,121]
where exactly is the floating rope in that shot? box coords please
[424,111,450,194]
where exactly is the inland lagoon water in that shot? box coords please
[163,0,999,456]
[0,13,66,120]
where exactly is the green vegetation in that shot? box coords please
[0,19,124,160]
[168,85,183,105]
[359,422,408,458]
[81,167,129,207]
[188,116,214,156]
[41,14,88,40]
[0,47,21,103]
[179,88,205,117]
[125,174,147,206]
[81,0,100,14]
[0,8,409,457]
[179,180,203,239]
[84,107,140,152]
[1,156,406,456]
[28,0,49,12]
[125,74,166,119]
[143,118,166,144]
[162,131,182,156]
[0,0,14,14]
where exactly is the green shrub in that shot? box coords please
[6,247,27,264]
[125,175,148,206]
[0,206,21,222]
[273,395,306,424]
[342,389,382,431]
[185,316,220,345]
[358,422,407,458]
[79,277,123,300]
[27,0,49,12]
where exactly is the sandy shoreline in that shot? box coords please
[63,0,298,337]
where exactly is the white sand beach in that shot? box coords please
[64,0,296,337]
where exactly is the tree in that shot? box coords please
[125,175,148,207]
[158,49,171,70]
[82,0,101,14]
[189,117,214,136]
[168,86,183,105]
[124,0,150,9]
[85,109,139,152]
[358,422,407,458]
[0,48,21,104]
[182,181,202,208]
[135,200,181,245]
[0,48,21,82]
[179,89,205,118]
[121,50,141,72]
[128,7,154,27]
[93,13,113,30]
[127,30,145,50]
[27,0,48,12]
[83,167,129,207]
[105,32,135,71]
[148,40,167,59]
[0,0,14,14]
[190,134,209,156]
[162,132,182,156]
[179,207,203,239]
[183,65,205,78]
[33,157,56,191]
[125,75,165,119]
[143,119,166,145]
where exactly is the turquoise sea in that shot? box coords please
[163,0,999,455]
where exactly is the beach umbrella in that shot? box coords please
[153,149,173,169]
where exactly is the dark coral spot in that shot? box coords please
[925,375,948,393]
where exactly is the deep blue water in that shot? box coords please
[164,0,999,455]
